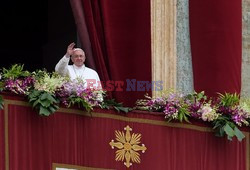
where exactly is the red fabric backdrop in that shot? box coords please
[3,98,248,170]
[0,108,5,170]
[189,0,242,97]
[70,0,152,106]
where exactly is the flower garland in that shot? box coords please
[0,64,128,116]
[136,91,250,141]
[55,78,105,112]
[0,64,249,141]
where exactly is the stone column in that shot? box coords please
[242,0,250,97]
[176,0,194,95]
[151,0,193,97]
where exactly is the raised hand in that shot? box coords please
[66,42,76,57]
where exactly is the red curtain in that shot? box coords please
[6,101,248,170]
[68,0,97,71]
[189,0,242,97]
[8,105,52,170]
[0,108,5,170]
[70,0,152,106]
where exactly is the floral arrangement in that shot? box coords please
[1,64,249,141]
[55,78,105,112]
[0,64,129,116]
[1,64,34,95]
[136,91,250,141]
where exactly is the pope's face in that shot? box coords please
[71,50,86,67]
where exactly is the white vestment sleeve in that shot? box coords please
[55,55,70,76]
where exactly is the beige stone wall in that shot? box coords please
[242,0,250,97]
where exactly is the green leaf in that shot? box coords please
[114,106,130,113]
[46,94,57,103]
[0,82,5,91]
[214,127,225,137]
[48,105,58,113]
[224,124,235,141]
[2,64,30,79]
[213,121,222,130]
[32,100,40,107]
[227,135,233,141]
[100,104,109,110]
[28,90,58,116]
[0,95,3,109]
[178,112,183,122]
[29,97,38,102]
[39,106,51,116]
[234,127,245,141]
[40,93,49,100]
[183,114,190,123]
[68,96,93,112]
[40,99,51,107]
[218,93,240,107]
[28,90,41,99]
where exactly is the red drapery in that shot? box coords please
[70,0,152,106]
[189,0,242,97]
[2,96,249,170]
[0,108,5,170]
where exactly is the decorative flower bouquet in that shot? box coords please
[136,91,250,141]
[1,64,248,141]
[0,64,106,116]
[28,70,67,116]
[29,70,106,115]
[55,78,105,112]
[1,64,35,95]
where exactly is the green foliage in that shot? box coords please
[183,91,206,123]
[185,91,207,102]
[0,81,4,91]
[218,93,240,107]
[101,99,132,113]
[134,99,151,111]
[213,93,245,141]
[177,104,190,123]
[28,89,59,116]
[213,115,245,141]
[2,64,30,79]
[0,95,3,109]
[68,95,93,113]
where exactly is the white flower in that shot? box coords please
[34,73,67,93]
[96,92,103,102]
[199,104,219,122]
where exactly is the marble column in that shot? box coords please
[176,0,194,95]
[151,0,193,97]
[242,0,250,97]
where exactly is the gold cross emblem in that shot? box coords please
[109,125,147,168]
